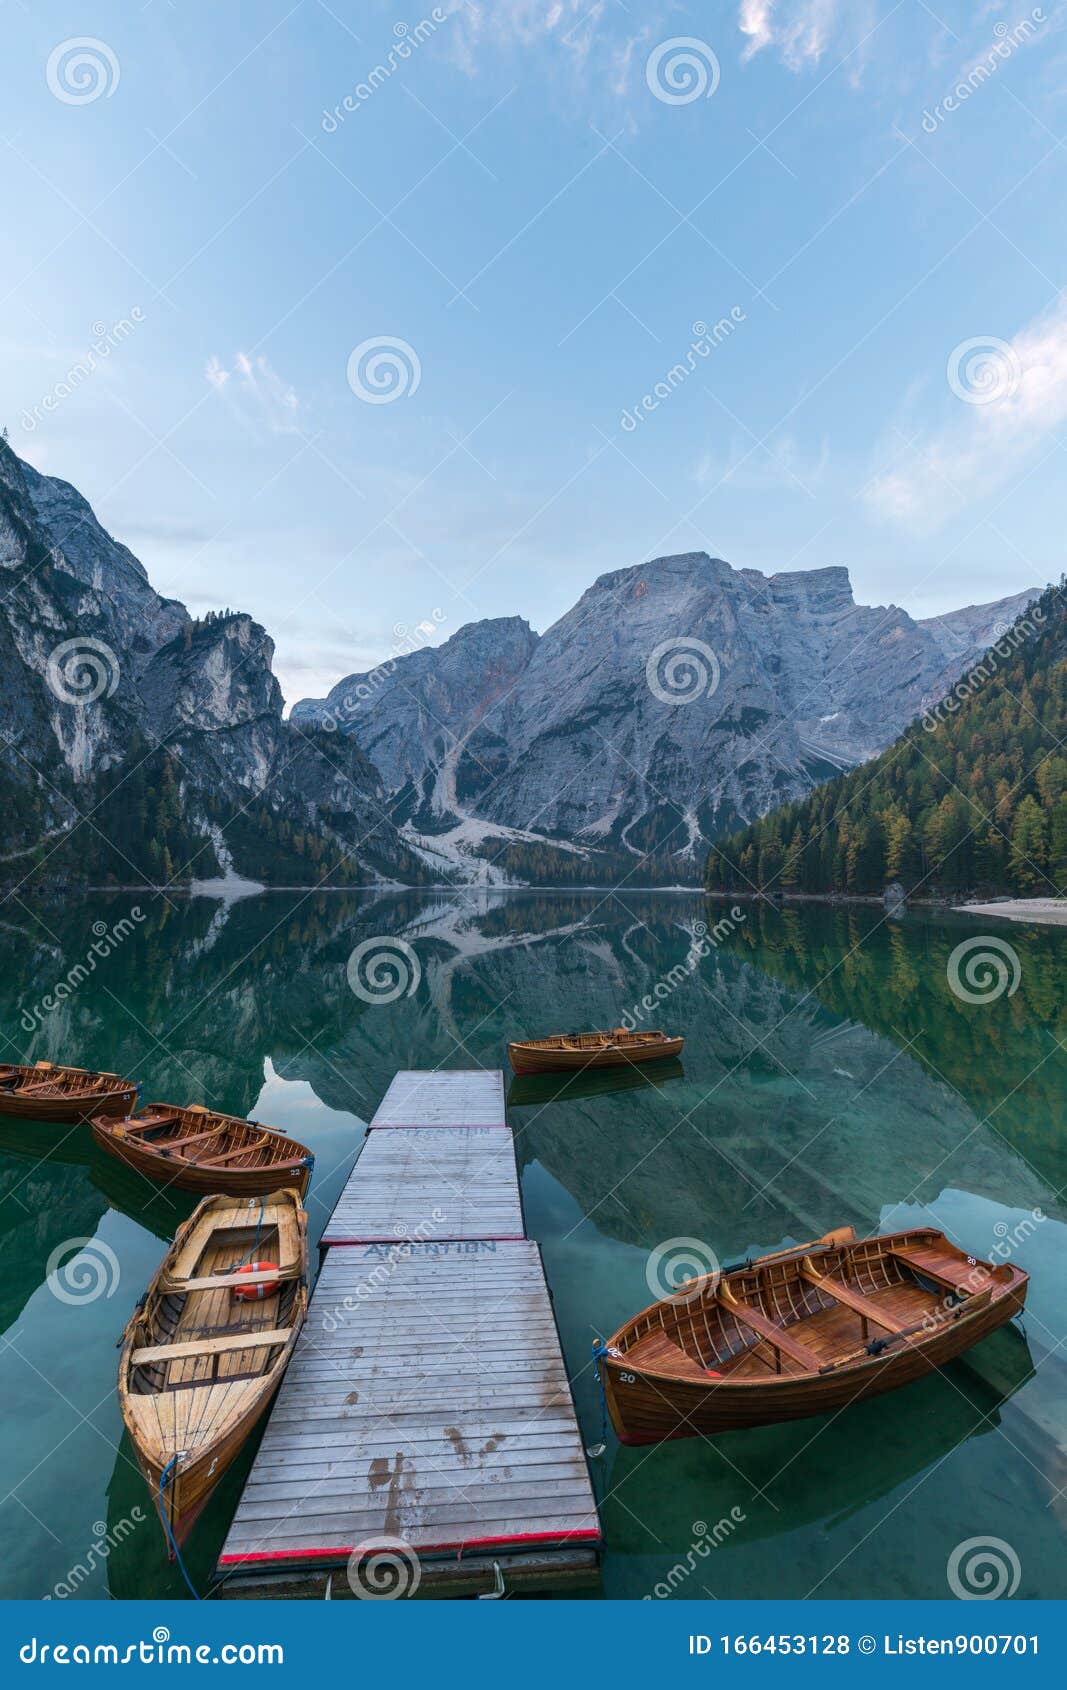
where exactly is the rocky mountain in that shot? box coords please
[0,440,1040,888]
[295,552,1039,872]
[706,577,1067,900]
[0,438,423,889]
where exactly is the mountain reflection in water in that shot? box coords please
[0,889,1064,1598]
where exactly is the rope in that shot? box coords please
[158,1457,199,1599]
[590,1339,618,1450]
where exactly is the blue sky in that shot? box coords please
[3,0,1066,705]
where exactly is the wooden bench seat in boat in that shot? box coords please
[800,1262,908,1334]
[200,1137,271,1167]
[720,1287,823,1370]
[170,1267,297,1293]
[600,1224,1029,1444]
[140,1126,226,1153]
[130,1329,292,1367]
[890,1243,992,1294]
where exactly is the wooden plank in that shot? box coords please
[214,1546,601,1599]
[370,1069,506,1129]
[801,1263,907,1334]
[130,1328,291,1366]
[218,1239,598,1571]
[174,1268,297,1293]
[323,1126,523,1245]
[720,1288,822,1369]
[890,1244,993,1293]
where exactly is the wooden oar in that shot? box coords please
[817,1286,993,1373]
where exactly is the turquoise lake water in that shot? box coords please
[0,890,1063,1600]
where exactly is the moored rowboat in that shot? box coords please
[0,1061,137,1123]
[91,1103,314,1197]
[599,1226,1028,1444]
[507,1028,684,1075]
[118,1189,308,1553]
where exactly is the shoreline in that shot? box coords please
[958,898,1067,928]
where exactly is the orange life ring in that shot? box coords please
[231,1260,280,1302]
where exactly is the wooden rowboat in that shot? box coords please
[91,1103,314,1198]
[599,1225,1028,1444]
[0,1061,137,1123]
[118,1189,308,1553]
[507,1028,684,1075]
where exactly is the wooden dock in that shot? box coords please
[215,1069,600,1598]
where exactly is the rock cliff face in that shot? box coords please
[0,440,1038,885]
[0,440,420,886]
[295,552,1039,864]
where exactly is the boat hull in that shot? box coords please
[0,1066,136,1123]
[508,1035,684,1074]
[118,1190,308,1555]
[135,1376,286,1552]
[603,1267,1027,1444]
[91,1111,312,1198]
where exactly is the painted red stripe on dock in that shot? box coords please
[323,1234,527,1245]
[219,1529,602,1566]
[367,1121,508,1129]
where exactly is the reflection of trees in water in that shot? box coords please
[726,903,1067,1188]
[0,891,1062,1266]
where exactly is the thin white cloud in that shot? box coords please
[205,351,302,437]
[695,431,832,495]
[865,293,1067,531]
[444,0,657,89]
[447,0,606,64]
[739,0,878,73]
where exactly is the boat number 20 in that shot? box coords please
[618,1370,636,1384]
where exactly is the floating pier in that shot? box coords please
[216,1070,601,1598]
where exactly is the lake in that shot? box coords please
[0,888,1064,1601]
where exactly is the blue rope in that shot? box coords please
[591,1340,615,1448]
[158,1457,199,1600]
